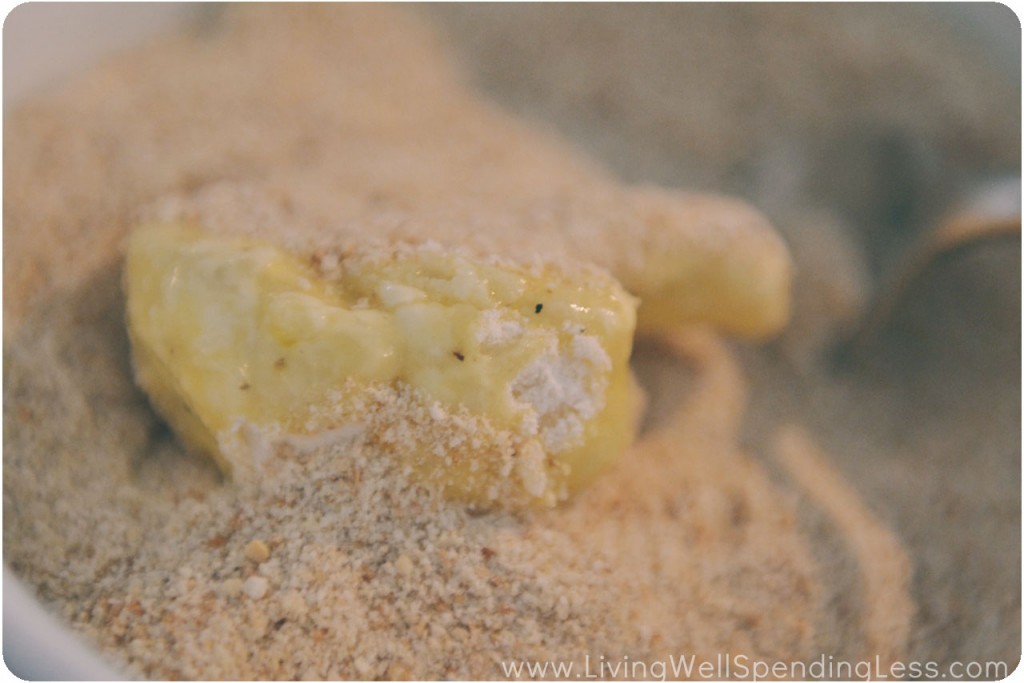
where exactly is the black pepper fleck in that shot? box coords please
[535,303,543,313]
[453,351,465,361]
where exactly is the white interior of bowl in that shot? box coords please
[2,3,1017,680]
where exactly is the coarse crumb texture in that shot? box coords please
[5,271,832,679]
[8,2,1013,680]
[2,7,830,678]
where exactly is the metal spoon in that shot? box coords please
[838,176,1020,358]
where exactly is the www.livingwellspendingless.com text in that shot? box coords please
[500,653,1011,680]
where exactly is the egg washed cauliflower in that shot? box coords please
[125,223,641,508]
